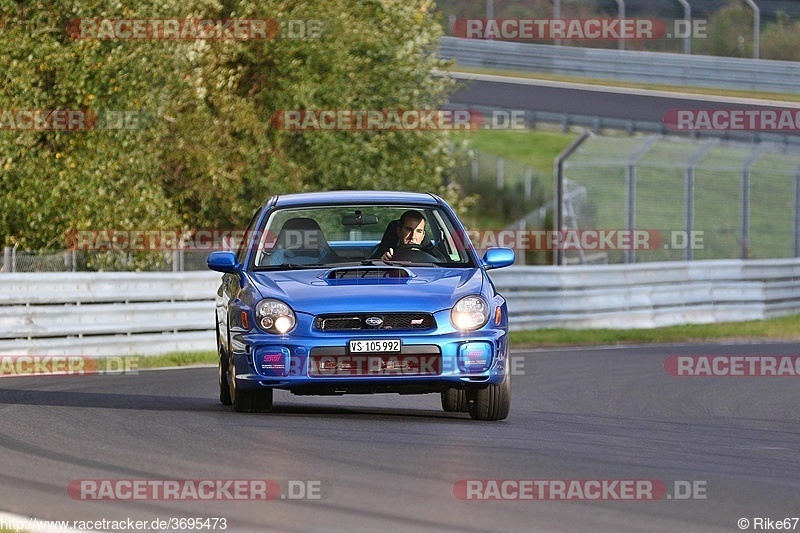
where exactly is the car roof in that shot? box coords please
[272,190,441,208]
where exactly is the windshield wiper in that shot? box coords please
[379,260,438,267]
[332,259,436,267]
[255,263,324,270]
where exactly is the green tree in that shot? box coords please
[0,0,459,260]
[761,12,800,61]
[695,0,754,58]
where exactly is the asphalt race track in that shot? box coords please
[448,73,800,128]
[1,342,799,532]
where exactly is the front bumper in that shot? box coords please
[229,326,510,395]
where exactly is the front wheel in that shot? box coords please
[229,358,274,413]
[441,388,469,412]
[219,351,232,405]
[467,372,511,421]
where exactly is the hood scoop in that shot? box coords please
[320,266,414,282]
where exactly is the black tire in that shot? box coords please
[232,388,274,413]
[441,388,469,412]
[217,328,232,405]
[467,372,511,421]
[219,350,232,405]
[229,358,274,413]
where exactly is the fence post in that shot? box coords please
[675,0,692,55]
[685,139,718,260]
[524,166,532,201]
[552,0,561,46]
[625,136,660,264]
[496,157,504,190]
[742,170,750,259]
[554,131,591,266]
[2,246,10,273]
[615,0,626,50]
[742,145,768,259]
[744,0,760,59]
[625,164,635,263]
[795,163,800,258]
[685,168,694,260]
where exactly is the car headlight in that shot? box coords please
[255,299,296,334]
[451,296,490,331]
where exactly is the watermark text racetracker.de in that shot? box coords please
[259,352,528,377]
[665,356,800,377]
[0,109,153,131]
[68,479,328,500]
[66,229,250,252]
[0,356,138,377]
[665,108,800,132]
[465,229,704,252]
[270,109,530,131]
[67,228,705,253]
[454,479,708,500]
[68,18,324,40]
[452,18,708,40]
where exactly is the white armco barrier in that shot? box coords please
[0,272,219,357]
[1,259,799,356]
[440,37,800,93]
[490,259,800,330]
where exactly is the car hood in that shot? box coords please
[247,267,484,314]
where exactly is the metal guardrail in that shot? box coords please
[440,36,800,93]
[442,103,800,145]
[0,272,217,356]
[0,246,212,273]
[2,260,800,356]
[491,259,800,330]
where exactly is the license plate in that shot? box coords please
[348,339,401,353]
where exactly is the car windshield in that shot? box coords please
[250,204,475,269]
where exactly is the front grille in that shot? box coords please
[314,313,435,331]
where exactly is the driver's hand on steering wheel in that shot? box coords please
[381,248,394,261]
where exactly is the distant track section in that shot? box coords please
[447,71,800,136]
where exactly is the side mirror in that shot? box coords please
[481,247,515,270]
[207,251,240,274]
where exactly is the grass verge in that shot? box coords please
[453,128,577,177]
[509,313,800,347]
[453,128,573,232]
[133,351,217,369]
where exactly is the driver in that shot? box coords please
[381,210,426,261]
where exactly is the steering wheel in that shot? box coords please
[422,241,448,261]
[390,244,439,262]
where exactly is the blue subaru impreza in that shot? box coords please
[208,191,515,420]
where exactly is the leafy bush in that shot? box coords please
[0,0,458,261]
